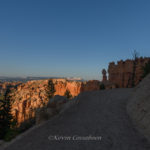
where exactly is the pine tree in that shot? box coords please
[47,80,56,99]
[0,89,13,139]
[64,90,72,99]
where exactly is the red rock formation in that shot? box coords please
[52,79,82,97]
[0,81,21,94]
[108,57,150,88]
[102,69,107,82]
[81,80,100,92]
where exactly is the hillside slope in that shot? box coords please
[3,89,150,150]
[127,74,150,141]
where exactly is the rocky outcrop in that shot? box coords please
[127,73,150,141]
[9,80,49,124]
[36,95,69,124]
[0,82,21,94]
[102,69,107,82]
[81,80,100,92]
[53,79,82,97]
[108,57,150,88]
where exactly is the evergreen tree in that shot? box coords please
[47,80,56,99]
[0,89,13,139]
[64,90,72,99]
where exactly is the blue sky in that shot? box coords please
[0,0,150,80]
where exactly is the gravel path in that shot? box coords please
[3,89,150,150]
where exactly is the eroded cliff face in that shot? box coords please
[108,57,150,88]
[9,80,50,124]
[0,82,21,94]
[7,79,100,124]
[81,80,100,92]
[53,79,82,97]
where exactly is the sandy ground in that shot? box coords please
[2,89,150,150]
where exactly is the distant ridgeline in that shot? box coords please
[107,57,150,88]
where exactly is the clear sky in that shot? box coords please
[0,0,150,80]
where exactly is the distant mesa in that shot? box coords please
[0,76,84,83]
[66,77,83,81]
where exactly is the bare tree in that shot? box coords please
[131,50,139,87]
[132,50,139,60]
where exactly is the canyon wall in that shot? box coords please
[81,80,101,92]
[0,82,21,94]
[7,79,100,124]
[108,57,150,88]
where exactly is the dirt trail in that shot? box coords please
[3,89,150,150]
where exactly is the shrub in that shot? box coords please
[142,60,150,78]
[100,84,105,90]
[0,94,4,101]
[3,127,19,141]
[18,118,35,133]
